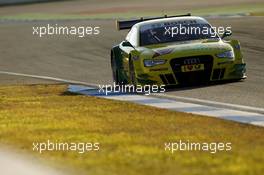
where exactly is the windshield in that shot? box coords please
[140,21,219,46]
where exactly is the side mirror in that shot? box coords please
[221,31,232,39]
[122,41,134,48]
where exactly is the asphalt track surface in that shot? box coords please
[0,0,263,16]
[0,16,263,108]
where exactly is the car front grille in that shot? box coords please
[170,55,214,85]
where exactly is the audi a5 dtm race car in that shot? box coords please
[111,14,246,86]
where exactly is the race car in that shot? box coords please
[111,14,246,86]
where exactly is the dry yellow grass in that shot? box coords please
[0,84,263,175]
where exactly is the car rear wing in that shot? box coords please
[116,13,191,30]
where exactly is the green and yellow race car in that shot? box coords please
[111,14,246,86]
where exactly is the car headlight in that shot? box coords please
[216,50,234,59]
[144,59,166,67]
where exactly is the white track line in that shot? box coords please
[154,94,264,114]
[68,85,264,127]
[0,70,97,87]
[1,70,263,115]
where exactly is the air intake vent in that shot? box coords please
[160,74,176,85]
[212,69,225,80]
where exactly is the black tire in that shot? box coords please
[111,52,120,85]
[129,56,137,86]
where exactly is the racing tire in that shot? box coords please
[129,57,137,86]
[111,53,121,85]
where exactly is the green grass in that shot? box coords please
[0,4,263,20]
[250,11,264,16]
[0,84,263,175]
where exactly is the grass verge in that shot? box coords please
[0,84,263,175]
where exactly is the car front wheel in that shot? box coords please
[111,53,121,85]
[129,57,137,86]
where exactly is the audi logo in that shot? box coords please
[183,58,200,65]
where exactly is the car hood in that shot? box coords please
[138,39,232,58]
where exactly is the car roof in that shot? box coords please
[134,16,209,28]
